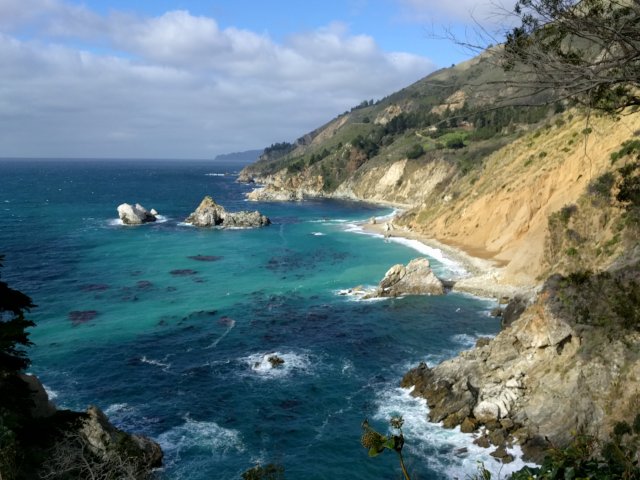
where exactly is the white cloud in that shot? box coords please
[0,2,435,158]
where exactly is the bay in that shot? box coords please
[0,159,507,479]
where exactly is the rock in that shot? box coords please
[149,208,158,216]
[475,337,492,348]
[223,210,270,228]
[268,355,285,368]
[474,400,501,423]
[374,258,444,298]
[370,217,377,225]
[185,196,270,228]
[20,374,57,418]
[490,307,503,317]
[81,406,163,469]
[500,418,515,430]
[501,295,529,328]
[474,435,490,448]
[117,203,157,225]
[460,417,478,433]
[490,446,514,463]
[488,429,507,447]
[184,196,226,226]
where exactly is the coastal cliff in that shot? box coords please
[239,45,640,465]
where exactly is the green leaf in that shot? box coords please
[368,447,382,457]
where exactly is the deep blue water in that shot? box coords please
[0,159,515,479]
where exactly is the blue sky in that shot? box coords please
[0,0,514,159]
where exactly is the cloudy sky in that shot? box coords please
[0,0,514,159]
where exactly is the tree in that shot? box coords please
[502,0,640,113]
[0,255,35,377]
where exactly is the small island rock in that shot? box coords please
[117,203,157,225]
[374,258,444,297]
[185,195,270,228]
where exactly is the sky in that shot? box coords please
[0,0,516,159]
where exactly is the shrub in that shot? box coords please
[406,144,425,159]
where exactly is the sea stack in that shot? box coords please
[117,203,157,225]
[185,195,270,228]
[372,258,444,297]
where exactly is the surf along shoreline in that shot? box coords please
[357,213,539,302]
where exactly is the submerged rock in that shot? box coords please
[117,203,157,225]
[267,355,285,368]
[367,258,444,298]
[68,310,98,326]
[185,195,270,228]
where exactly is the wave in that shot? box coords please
[177,222,196,228]
[204,173,226,177]
[372,208,400,222]
[140,355,171,371]
[107,215,169,226]
[241,351,312,379]
[43,384,59,401]
[450,333,494,350]
[104,403,131,416]
[311,232,325,236]
[307,218,349,224]
[157,416,244,459]
[341,222,467,277]
[373,386,536,479]
[206,318,236,349]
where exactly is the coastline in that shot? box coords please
[361,218,539,301]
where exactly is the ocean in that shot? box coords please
[0,159,524,479]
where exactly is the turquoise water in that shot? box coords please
[1,159,510,479]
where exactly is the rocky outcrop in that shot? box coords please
[15,374,163,478]
[80,405,163,469]
[401,269,640,461]
[117,203,157,225]
[185,196,270,228]
[246,187,305,201]
[224,210,272,228]
[368,258,444,298]
[185,196,226,226]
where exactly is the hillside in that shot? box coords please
[239,44,640,467]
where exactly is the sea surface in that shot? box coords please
[0,159,525,479]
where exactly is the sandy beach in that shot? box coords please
[362,218,540,301]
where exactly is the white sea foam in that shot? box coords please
[311,232,325,236]
[204,173,226,177]
[104,403,133,416]
[141,355,171,371]
[242,351,312,379]
[177,222,196,228]
[107,216,168,226]
[451,333,489,349]
[388,237,467,276]
[341,359,355,375]
[372,209,400,222]
[43,385,59,400]
[157,417,244,457]
[373,386,537,479]
[206,319,236,349]
[342,221,468,277]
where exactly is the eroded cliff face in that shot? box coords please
[398,112,640,286]
[401,267,640,461]
[244,110,640,287]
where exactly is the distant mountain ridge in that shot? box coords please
[214,149,262,164]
